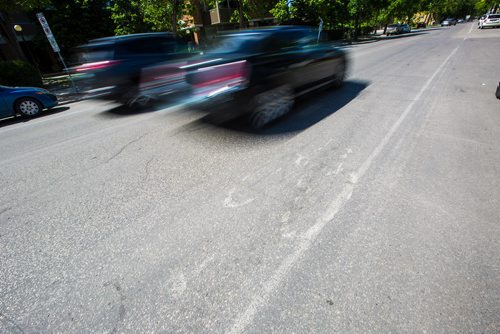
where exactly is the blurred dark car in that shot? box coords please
[401,24,411,33]
[416,22,427,29]
[72,33,194,106]
[441,18,457,26]
[386,24,403,35]
[0,85,57,118]
[184,26,348,129]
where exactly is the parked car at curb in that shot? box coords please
[441,18,457,26]
[71,33,194,107]
[401,24,411,33]
[386,24,403,35]
[184,26,348,129]
[0,85,58,118]
[479,14,500,29]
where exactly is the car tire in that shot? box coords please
[249,85,294,130]
[127,94,153,109]
[15,97,43,117]
[331,59,347,89]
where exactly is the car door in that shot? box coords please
[0,87,13,118]
[282,31,343,89]
[265,30,330,89]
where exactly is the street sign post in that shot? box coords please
[317,17,323,43]
[36,12,77,94]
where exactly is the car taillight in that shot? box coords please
[192,60,250,89]
[74,60,120,72]
[140,61,188,91]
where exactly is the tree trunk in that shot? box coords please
[238,1,246,29]
[171,0,179,36]
[354,13,359,40]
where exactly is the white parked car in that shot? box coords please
[479,14,500,29]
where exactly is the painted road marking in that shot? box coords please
[227,45,461,334]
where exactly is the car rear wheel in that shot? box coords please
[15,97,43,117]
[331,60,347,89]
[249,85,294,130]
[126,94,153,109]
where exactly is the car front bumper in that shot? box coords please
[39,93,58,108]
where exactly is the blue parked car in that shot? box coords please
[0,85,58,118]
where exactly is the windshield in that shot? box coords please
[71,46,114,65]
[207,34,265,54]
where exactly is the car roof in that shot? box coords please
[84,32,176,47]
[217,26,314,37]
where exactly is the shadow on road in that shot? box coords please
[95,97,187,119]
[177,80,369,142]
[96,104,156,119]
[0,106,71,129]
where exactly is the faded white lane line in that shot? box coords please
[227,45,461,334]
[294,153,309,166]
[354,46,458,182]
[223,188,255,208]
[464,22,474,40]
[468,22,474,35]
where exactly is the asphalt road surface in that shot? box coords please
[1,23,499,333]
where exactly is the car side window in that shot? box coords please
[264,30,314,52]
[116,37,179,57]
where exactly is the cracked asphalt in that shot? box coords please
[1,23,499,333]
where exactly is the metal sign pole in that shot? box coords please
[36,12,78,94]
[56,52,78,94]
[317,17,323,43]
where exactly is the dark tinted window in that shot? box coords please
[72,46,114,64]
[208,34,266,54]
[263,30,316,52]
[115,37,181,57]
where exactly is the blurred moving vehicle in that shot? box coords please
[386,24,403,35]
[416,22,427,29]
[72,33,194,107]
[441,18,457,26]
[479,14,500,29]
[185,26,348,129]
[0,85,58,118]
[457,18,465,23]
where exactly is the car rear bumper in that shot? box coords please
[188,84,252,120]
